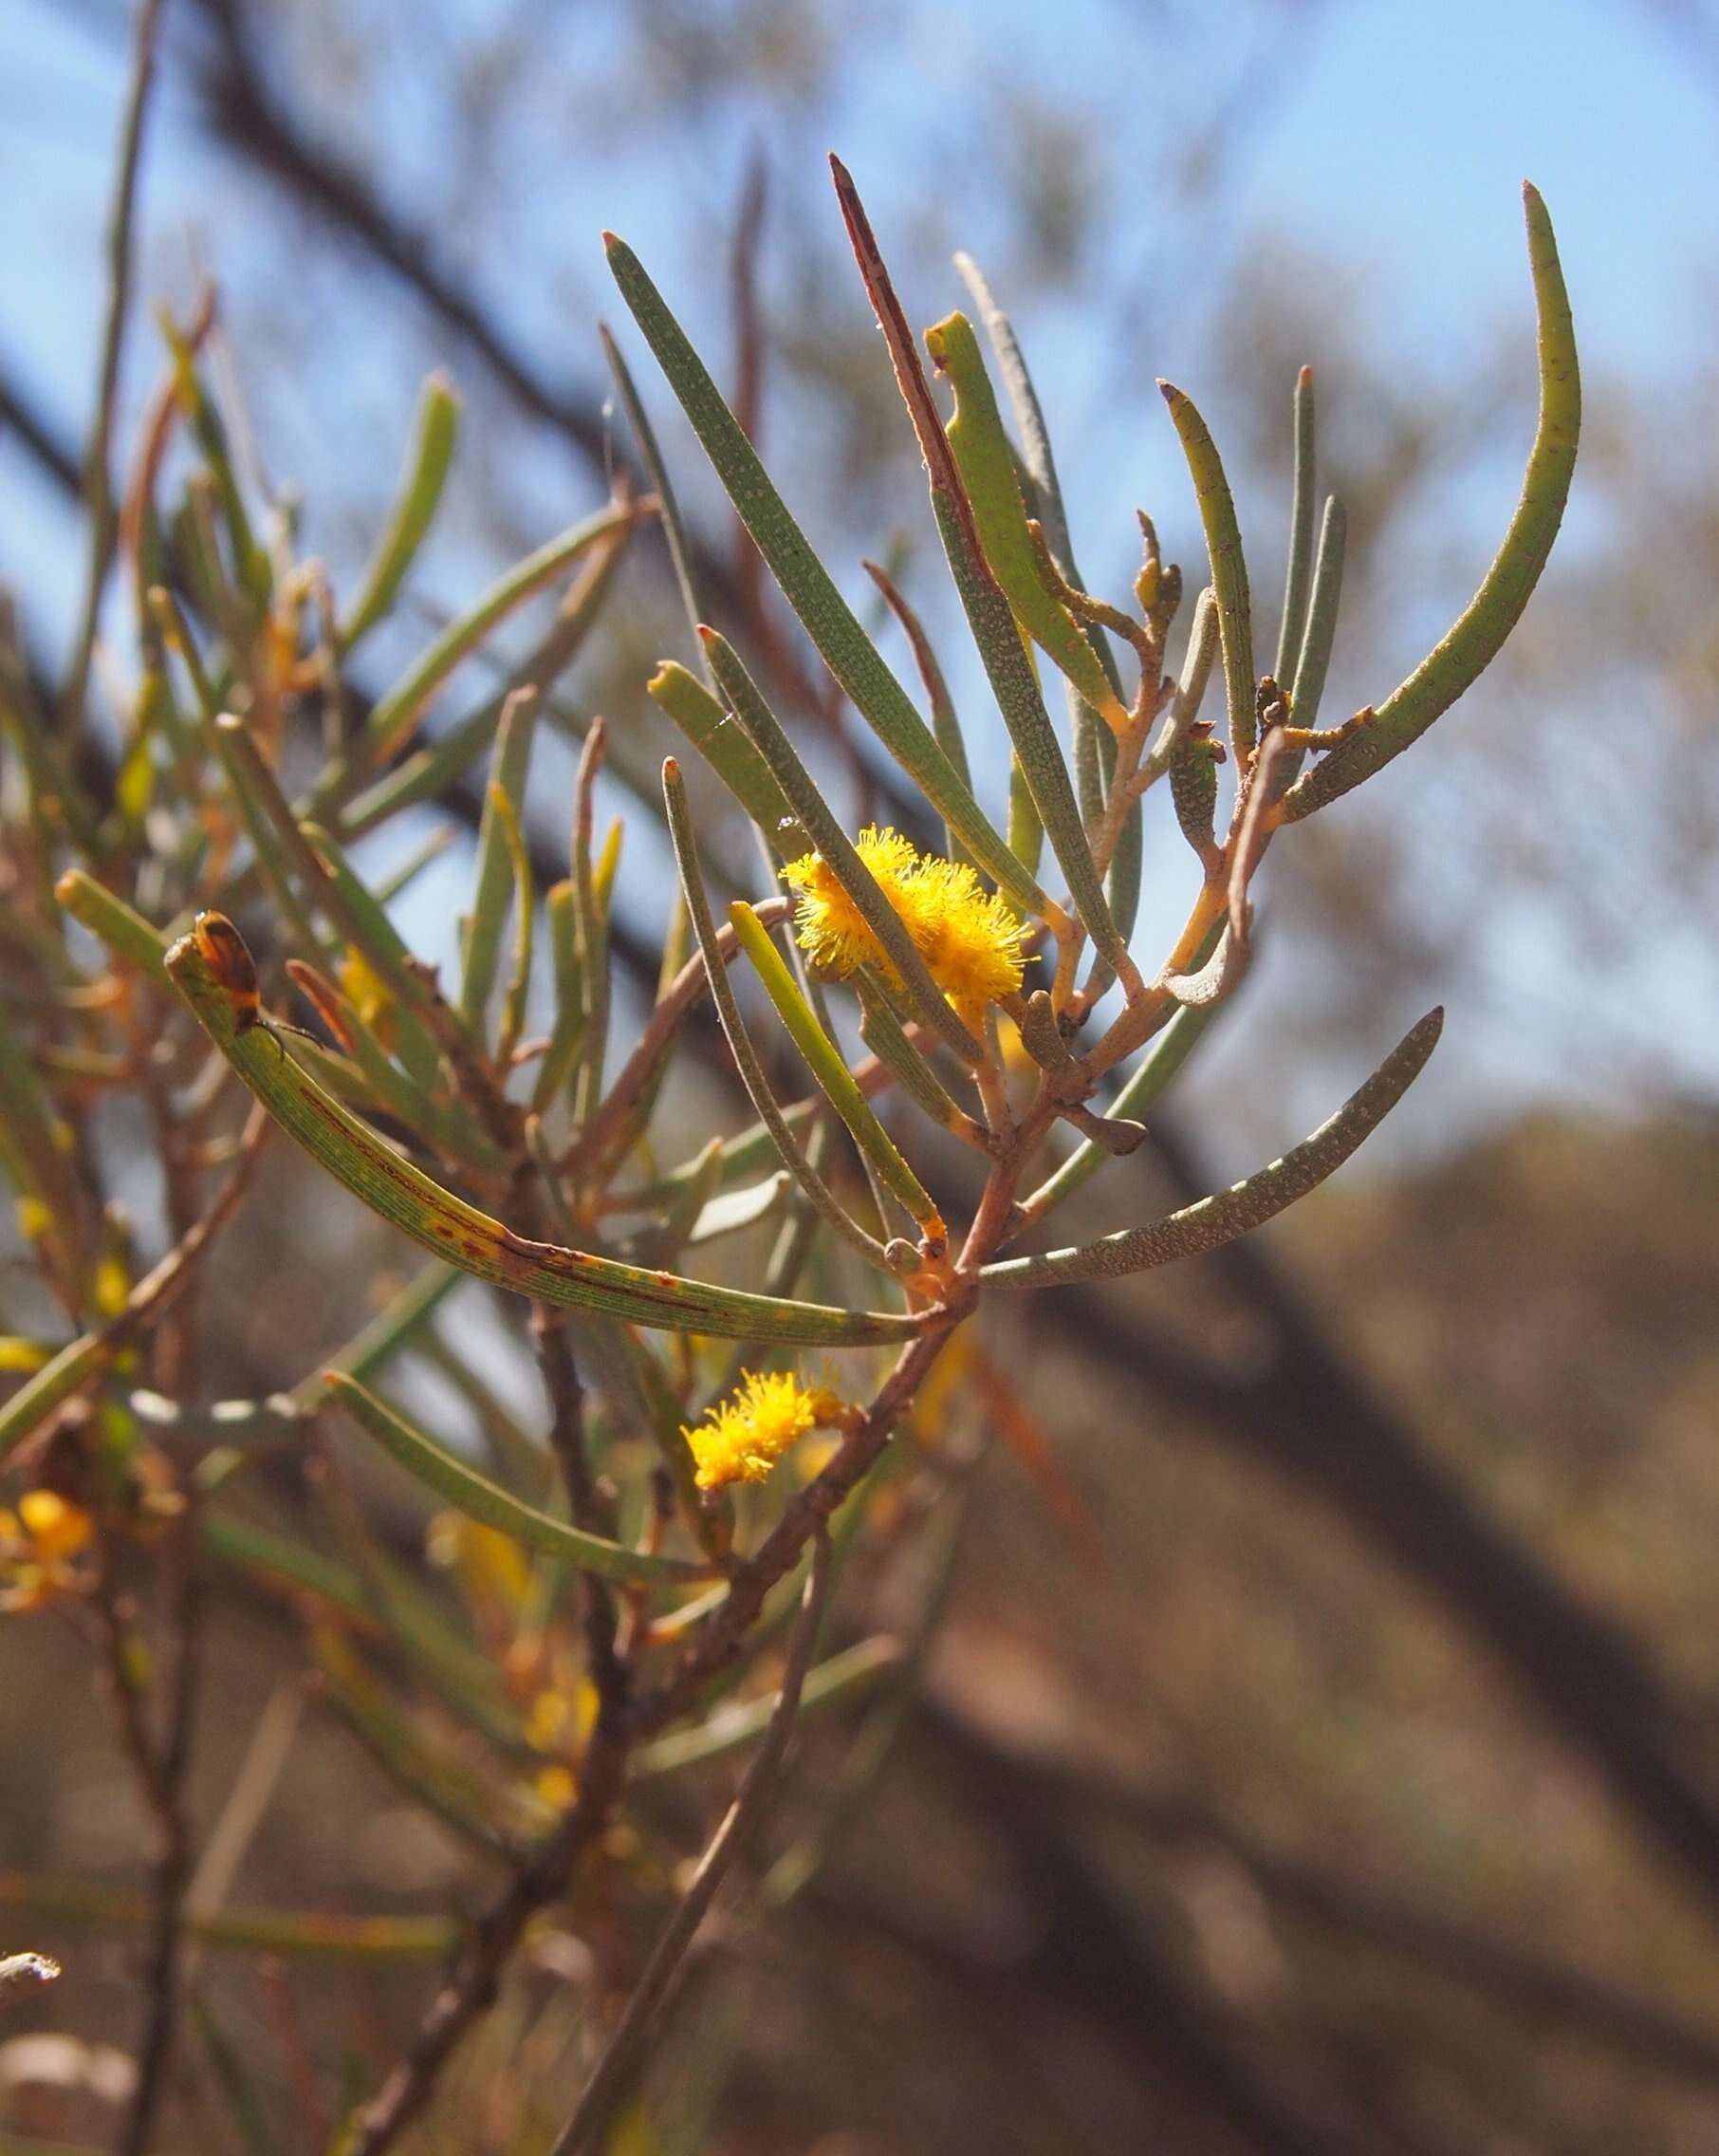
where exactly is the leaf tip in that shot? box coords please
[1396,1005,1446,1072]
[1520,181,1558,250]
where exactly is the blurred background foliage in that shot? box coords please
[4,0,1719,2150]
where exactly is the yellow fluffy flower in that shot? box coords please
[900,853,1027,1015]
[781,826,918,981]
[0,1490,93,1613]
[780,826,1024,1015]
[525,1669,598,1813]
[682,1369,844,1493]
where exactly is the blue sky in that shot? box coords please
[4,0,1717,1146]
[8,1,1712,455]
[1266,0,1711,373]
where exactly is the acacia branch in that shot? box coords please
[549,1534,831,2156]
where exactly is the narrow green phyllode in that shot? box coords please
[1159,380,1257,767]
[341,371,460,650]
[924,311,1129,732]
[730,900,946,1244]
[1281,184,1579,818]
[1273,366,1319,687]
[163,922,920,1348]
[663,759,892,1272]
[327,1374,710,1584]
[984,1009,1442,1289]
[602,230,1050,921]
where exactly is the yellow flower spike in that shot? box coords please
[0,1491,93,1612]
[681,1369,845,1493]
[17,1491,92,1564]
[900,853,1026,1015]
[535,1764,576,1812]
[783,825,1025,1016]
[782,825,918,982]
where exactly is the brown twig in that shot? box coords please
[179,0,794,650]
[255,1958,332,2147]
[118,1489,202,2156]
[91,1477,199,2156]
[62,0,165,740]
[548,1533,831,2155]
[530,1300,626,1712]
[634,1301,969,1737]
[341,1699,632,2155]
[342,1022,636,2146]
[8,1104,270,1478]
[92,1107,270,2156]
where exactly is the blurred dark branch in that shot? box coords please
[61,0,163,738]
[0,369,82,495]
[1640,0,1719,87]
[185,0,613,459]
[917,1701,1719,2092]
[1048,1122,1719,1924]
[11,18,935,847]
[838,1726,1389,2156]
[175,0,785,641]
[176,0,928,822]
